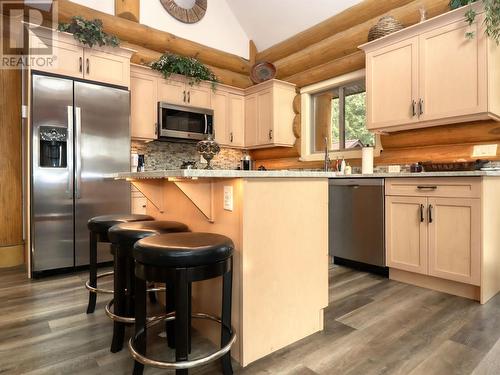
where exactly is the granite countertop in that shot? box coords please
[114,169,500,180]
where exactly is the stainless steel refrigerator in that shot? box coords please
[31,74,131,275]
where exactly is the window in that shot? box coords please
[311,79,374,153]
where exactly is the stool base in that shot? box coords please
[128,312,236,372]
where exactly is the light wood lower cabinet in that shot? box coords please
[427,197,481,285]
[131,187,147,215]
[385,177,500,303]
[386,196,428,275]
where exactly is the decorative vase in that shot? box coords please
[196,135,220,170]
[368,16,404,41]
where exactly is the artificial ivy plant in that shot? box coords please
[150,53,218,90]
[58,16,120,48]
[449,0,500,43]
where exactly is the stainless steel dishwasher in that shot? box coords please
[329,178,387,275]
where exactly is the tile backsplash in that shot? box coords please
[132,140,243,171]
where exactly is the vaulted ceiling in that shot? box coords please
[226,0,364,51]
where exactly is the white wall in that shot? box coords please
[69,0,115,15]
[69,0,250,58]
[140,0,249,58]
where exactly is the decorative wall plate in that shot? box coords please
[160,0,207,24]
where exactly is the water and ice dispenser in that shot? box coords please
[39,126,68,168]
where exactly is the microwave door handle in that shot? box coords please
[204,114,208,134]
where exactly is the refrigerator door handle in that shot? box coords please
[75,107,82,199]
[66,105,74,198]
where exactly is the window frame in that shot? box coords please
[299,69,382,162]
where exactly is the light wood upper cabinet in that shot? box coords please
[157,77,186,105]
[30,29,83,78]
[157,76,211,107]
[360,4,499,132]
[419,18,487,122]
[228,94,245,147]
[212,89,245,147]
[188,83,212,108]
[84,48,131,87]
[386,196,428,275]
[366,37,419,130]
[245,80,296,149]
[428,197,481,285]
[29,28,133,88]
[130,67,158,140]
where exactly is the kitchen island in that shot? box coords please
[115,170,331,367]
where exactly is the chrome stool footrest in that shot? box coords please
[85,271,114,294]
[128,312,236,370]
[105,286,167,324]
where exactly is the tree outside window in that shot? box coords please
[313,80,374,153]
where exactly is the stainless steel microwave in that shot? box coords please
[158,102,214,141]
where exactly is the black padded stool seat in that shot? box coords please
[133,232,234,268]
[108,221,189,256]
[88,214,154,236]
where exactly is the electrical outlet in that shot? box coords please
[472,144,498,158]
[223,186,233,211]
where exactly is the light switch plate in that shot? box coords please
[223,186,233,211]
[472,144,498,158]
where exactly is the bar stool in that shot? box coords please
[106,220,190,353]
[129,232,236,375]
[86,214,154,314]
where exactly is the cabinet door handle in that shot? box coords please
[187,91,191,103]
[86,58,90,74]
[183,90,186,102]
[269,129,273,140]
[420,204,424,222]
[419,99,424,115]
[412,100,417,117]
[428,204,433,223]
[79,57,83,73]
[230,132,233,142]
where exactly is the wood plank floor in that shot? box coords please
[1,265,500,374]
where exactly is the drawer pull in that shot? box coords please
[420,204,424,222]
[428,204,433,223]
[417,185,437,190]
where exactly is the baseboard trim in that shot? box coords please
[0,243,25,268]
[390,268,480,302]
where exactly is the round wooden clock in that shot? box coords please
[160,0,207,24]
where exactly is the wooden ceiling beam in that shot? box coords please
[283,51,365,88]
[256,0,416,63]
[55,0,250,75]
[115,0,140,22]
[123,42,253,89]
[273,0,450,80]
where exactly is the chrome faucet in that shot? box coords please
[324,136,330,171]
